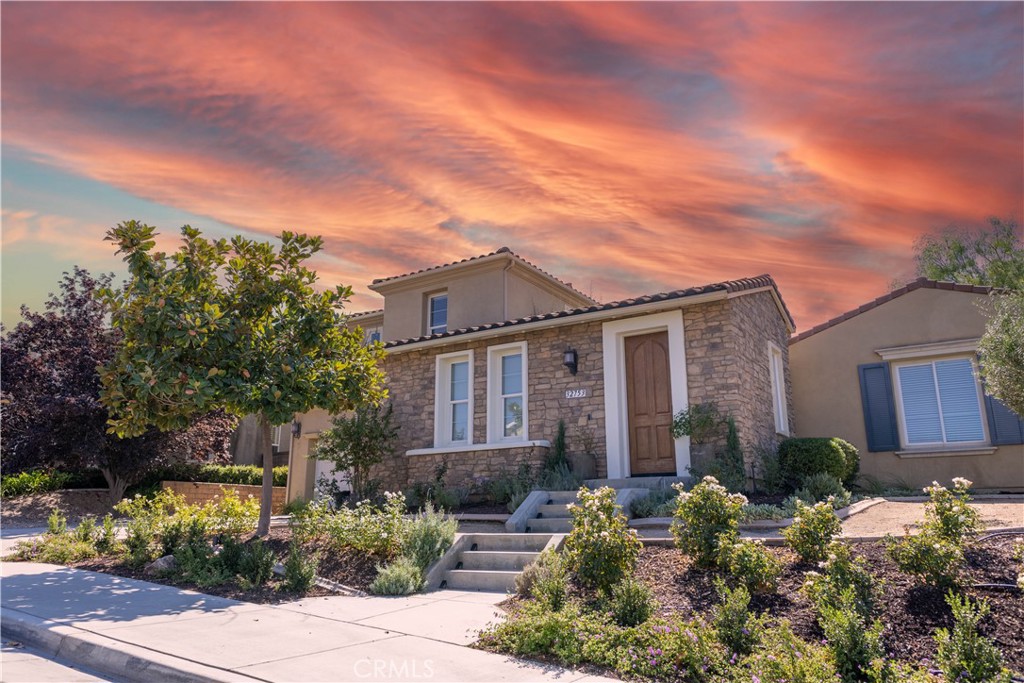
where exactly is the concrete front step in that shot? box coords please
[545,491,580,504]
[466,533,551,552]
[458,550,539,571]
[536,503,572,518]
[526,517,572,533]
[442,569,522,592]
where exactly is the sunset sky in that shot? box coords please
[2,2,1022,330]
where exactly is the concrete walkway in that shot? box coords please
[0,562,613,683]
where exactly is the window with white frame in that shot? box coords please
[427,292,448,335]
[893,357,986,447]
[365,327,382,344]
[768,342,789,435]
[435,351,473,446]
[271,424,283,451]
[487,342,527,442]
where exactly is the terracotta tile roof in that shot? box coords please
[348,308,384,320]
[789,277,995,345]
[385,274,791,349]
[369,246,597,304]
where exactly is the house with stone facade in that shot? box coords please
[790,278,1024,491]
[285,248,795,503]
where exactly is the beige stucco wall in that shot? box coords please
[789,287,1023,491]
[283,408,334,504]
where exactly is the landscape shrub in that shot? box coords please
[671,402,725,443]
[9,534,97,564]
[923,478,980,545]
[778,437,858,488]
[407,460,467,511]
[865,658,937,683]
[46,509,68,536]
[885,531,964,588]
[283,539,318,593]
[690,416,745,494]
[802,542,878,618]
[934,592,1010,683]
[721,539,781,594]
[204,488,260,539]
[402,503,458,572]
[296,492,410,558]
[885,479,978,588]
[671,476,746,568]
[1014,540,1024,590]
[218,536,245,575]
[782,499,843,563]
[486,464,534,507]
[237,539,275,589]
[630,488,678,518]
[369,557,424,595]
[130,464,289,496]
[175,543,230,587]
[754,440,786,495]
[564,486,642,592]
[1,470,72,497]
[712,579,765,656]
[72,515,98,545]
[514,548,568,611]
[740,622,839,683]
[792,472,852,509]
[741,503,791,522]
[95,514,118,554]
[479,600,598,667]
[817,587,885,683]
[607,576,657,627]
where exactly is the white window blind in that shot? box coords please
[897,358,984,446]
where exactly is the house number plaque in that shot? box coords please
[564,388,587,399]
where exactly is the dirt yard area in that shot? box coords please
[842,497,1024,538]
[1,490,115,528]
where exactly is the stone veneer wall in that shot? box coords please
[375,319,609,493]
[681,291,792,479]
[371,291,791,492]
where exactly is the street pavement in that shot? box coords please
[2,640,117,682]
[0,562,614,683]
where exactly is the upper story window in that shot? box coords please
[427,292,448,335]
[768,342,789,435]
[487,342,528,442]
[894,357,986,447]
[435,350,473,447]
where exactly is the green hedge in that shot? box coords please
[1,468,108,498]
[2,464,288,499]
[144,463,288,488]
[777,438,859,488]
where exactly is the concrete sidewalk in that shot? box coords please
[0,562,613,683]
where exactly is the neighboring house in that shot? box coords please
[789,278,1024,491]
[285,247,795,503]
[230,415,291,467]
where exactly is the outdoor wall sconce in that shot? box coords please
[291,420,302,438]
[563,348,578,375]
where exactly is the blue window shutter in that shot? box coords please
[858,363,900,452]
[984,394,1024,445]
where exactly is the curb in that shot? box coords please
[0,607,264,683]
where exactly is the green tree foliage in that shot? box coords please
[912,216,1023,416]
[0,268,235,503]
[978,291,1024,416]
[98,221,386,534]
[313,403,398,501]
[913,217,1023,289]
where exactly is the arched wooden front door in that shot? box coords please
[624,331,676,475]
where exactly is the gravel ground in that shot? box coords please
[842,498,1024,538]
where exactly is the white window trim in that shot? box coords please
[601,310,689,479]
[271,425,283,450]
[486,341,528,443]
[434,349,474,448]
[427,292,448,336]
[891,355,989,450]
[875,338,978,361]
[406,439,550,457]
[768,341,789,436]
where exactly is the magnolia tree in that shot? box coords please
[0,268,236,502]
[99,221,387,535]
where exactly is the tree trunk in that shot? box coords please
[99,467,128,507]
[256,412,274,537]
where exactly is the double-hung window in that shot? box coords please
[427,293,448,335]
[435,351,473,447]
[768,342,789,435]
[487,342,527,442]
[894,357,986,447]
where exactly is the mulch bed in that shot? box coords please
[71,526,381,604]
[638,534,1023,672]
